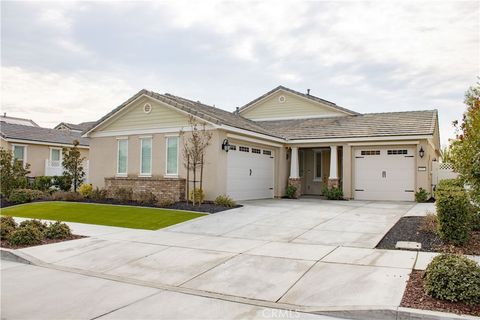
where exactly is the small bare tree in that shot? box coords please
[180,116,212,205]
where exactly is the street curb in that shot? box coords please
[2,249,475,320]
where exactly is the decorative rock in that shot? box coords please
[395,241,421,250]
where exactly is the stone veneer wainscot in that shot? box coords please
[105,177,186,202]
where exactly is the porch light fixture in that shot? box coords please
[419,147,425,158]
[221,139,231,152]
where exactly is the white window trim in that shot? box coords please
[165,135,179,177]
[49,147,63,167]
[139,137,152,177]
[313,150,323,182]
[116,138,128,177]
[12,144,27,168]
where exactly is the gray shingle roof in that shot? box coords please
[1,121,89,146]
[86,89,437,142]
[256,110,438,140]
[55,121,96,132]
[238,85,360,115]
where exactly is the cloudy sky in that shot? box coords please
[1,1,478,144]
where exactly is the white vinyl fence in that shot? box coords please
[432,161,458,186]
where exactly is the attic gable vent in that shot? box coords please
[143,103,152,114]
[278,95,286,103]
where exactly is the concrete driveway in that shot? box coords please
[3,199,437,319]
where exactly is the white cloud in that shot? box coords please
[0,66,135,127]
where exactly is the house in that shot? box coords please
[54,121,96,133]
[84,86,440,202]
[0,115,90,179]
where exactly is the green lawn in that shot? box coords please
[1,202,205,230]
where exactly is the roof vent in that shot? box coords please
[307,89,311,95]
[235,107,240,114]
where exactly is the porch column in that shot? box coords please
[288,147,301,198]
[328,145,339,188]
[290,147,299,179]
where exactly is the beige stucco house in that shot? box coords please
[84,86,440,202]
[0,115,90,178]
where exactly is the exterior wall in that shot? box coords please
[98,96,190,132]
[240,90,349,121]
[89,130,226,201]
[0,138,89,177]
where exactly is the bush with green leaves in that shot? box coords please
[0,148,30,197]
[435,184,472,245]
[52,175,72,192]
[90,187,108,201]
[50,191,84,201]
[158,198,175,207]
[214,195,236,207]
[44,221,72,239]
[78,183,93,198]
[7,225,43,246]
[135,191,157,206]
[112,187,133,202]
[285,184,297,199]
[189,188,205,204]
[8,189,44,204]
[33,176,54,191]
[19,219,48,233]
[322,187,343,200]
[1,216,17,229]
[415,188,429,202]
[424,254,480,306]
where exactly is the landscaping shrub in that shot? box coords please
[113,187,133,202]
[90,187,108,201]
[435,184,472,245]
[8,225,43,246]
[0,148,30,197]
[19,219,48,233]
[0,223,15,240]
[78,184,93,198]
[214,195,236,207]
[33,176,54,191]
[135,191,157,206]
[322,187,344,200]
[44,221,72,239]
[419,212,438,234]
[1,216,17,229]
[50,191,84,201]
[189,188,205,204]
[158,198,175,207]
[415,188,429,202]
[8,189,44,204]
[52,175,72,192]
[424,254,480,306]
[435,179,464,198]
[285,184,297,199]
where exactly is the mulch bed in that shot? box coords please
[0,235,85,250]
[401,270,480,316]
[0,197,241,213]
[376,216,480,255]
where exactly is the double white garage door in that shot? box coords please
[354,147,415,201]
[227,144,274,201]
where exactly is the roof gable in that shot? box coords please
[239,86,359,121]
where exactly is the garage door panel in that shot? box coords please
[354,147,415,201]
[227,146,274,201]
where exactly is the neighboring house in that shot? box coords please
[0,116,90,179]
[54,121,96,133]
[84,86,440,202]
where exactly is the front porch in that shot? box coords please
[288,145,343,197]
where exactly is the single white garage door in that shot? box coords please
[227,145,274,201]
[354,147,415,201]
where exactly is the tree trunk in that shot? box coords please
[199,154,204,206]
[186,155,190,205]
